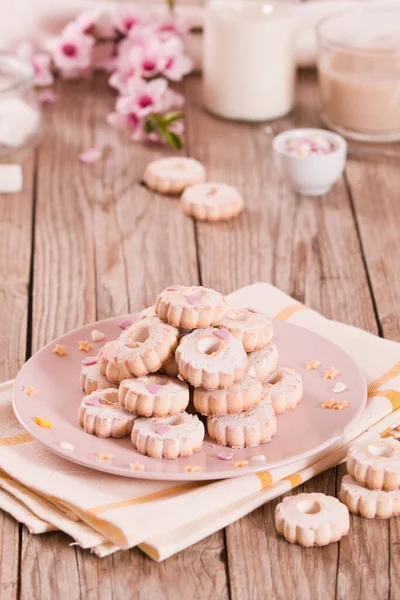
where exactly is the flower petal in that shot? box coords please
[78,148,102,163]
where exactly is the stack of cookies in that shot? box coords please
[78,284,304,460]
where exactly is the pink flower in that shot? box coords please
[79,148,102,163]
[162,88,185,111]
[113,6,149,36]
[75,8,115,39]
[107,108,146,141]
[46,23,94,73]
[162,39,193,81]
[124,77,169,117]
[37,89,58,104]
[16,42,54,87]
[109,35,166,92]
[156,14,188,41]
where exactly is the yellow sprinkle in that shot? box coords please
[233,460,249,468]
[23,386,37,397]
[185,465,202,472]
[130,462,145,471]
[334,402,349,411]
[305,359,320,370]
[78,340,92,352]
[53,344,68,357]
[35,416,52,428]
[96,452,113,461]
[324,367,339,380]
[322,400,336,409]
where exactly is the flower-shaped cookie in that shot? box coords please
[275,493,350,547]
[78,389,137,438]
[246,343,279,383]
[180,182,244,222]
[347,438,400,491]
[176,327,248,389]
[98,316,179,382]
[119,374,189,417]
[207,401,277,448]
[340,474,400,519]
[194,373,262,416]
[143,157,206,195]
[155,285,228,330]
[219,308,273,352]
[131,412,205,459]
[261,368,303,414]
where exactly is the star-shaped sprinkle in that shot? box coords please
[324,367,339,380]
[322,400,336,409]
[334,401,349,411]
[233,460,249,468]
[23,386,37,397]
[53,344,68,357]
[35,416,52,428]
[305,359,320,370]
[96,452,113,461]
[130,462,145,471]
[78,340,92,352]
[185,465,202,472]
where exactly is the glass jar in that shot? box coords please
[317,8,400,142]
[203,0,295,122]
[0,55,42,153]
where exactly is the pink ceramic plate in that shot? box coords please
[13,316,367,481]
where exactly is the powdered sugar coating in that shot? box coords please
[181,182,244,222]
[247,343,279,382]
[176,327,248,390]
[194,373,262,416]
[207,401,277,448]
[78,388,137,438]
[347,438,400,491]
[80,362,118,394]
[155,285,228,329]
[340,474,400,519]
[119,374,189,417]
[261,367,303,414]
[98,316,179,382]
[143,157,206,195]
[219,308,273,352]
[275,493,349,547]
[131,412,205,459]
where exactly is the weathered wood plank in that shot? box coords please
[76,533,228,600]
[0,149,35,599]
[20,78,98,600]
[184,71,380,600]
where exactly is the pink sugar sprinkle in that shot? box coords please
[245,307,260,314]
[188,293,203,305]
[213,329,230,340]
[166,285,180,291]
[148,383,163,394]
[119,318,133,330]
[155,424,170,434]
[82,356,98,366]
[78,148,102,164]
[85,396,101,406]
[217,452,234,461]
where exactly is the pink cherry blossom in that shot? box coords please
[124,77,170,117]
[113,5,149,36]
[156,14,189,41]
[16,43,54,87]
[46,23,95,73]
[75,8,116,39]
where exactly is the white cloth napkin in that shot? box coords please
[0,282,400,560]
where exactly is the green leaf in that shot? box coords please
[161,111,184,126]
[160,129,183,149]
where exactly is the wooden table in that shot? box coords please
[1,70,399,600]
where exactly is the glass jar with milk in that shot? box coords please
[203,1,296,122]
[317,8,400,142]
[0,55,42,153]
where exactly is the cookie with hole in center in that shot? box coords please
[119,374,189,417]
[143,157,206,195]
[261,367,303,414]
[347,438,400,491]
[275,493,350,547]
[194,373,262,416]
[78,388,137,438]
[155,285,228,330]
[181,182,244,222]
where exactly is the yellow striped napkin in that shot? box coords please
[0,283,399,560]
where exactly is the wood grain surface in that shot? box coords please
[0,71,399,599]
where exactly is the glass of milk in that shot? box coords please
[317,8,400,142]
[203,0,296,122]
[0,55,42,153]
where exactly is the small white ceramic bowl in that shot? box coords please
[272,128,347,196]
